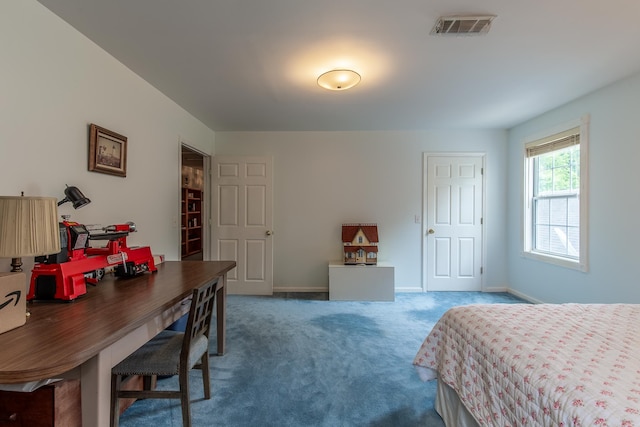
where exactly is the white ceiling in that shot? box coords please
[37,0,640,131]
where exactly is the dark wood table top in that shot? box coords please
[0,260,235,384]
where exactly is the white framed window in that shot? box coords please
[523,116,589,271]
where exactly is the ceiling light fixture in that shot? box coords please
[317,69,361,91]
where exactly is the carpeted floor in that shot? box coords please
[118,291,525,427]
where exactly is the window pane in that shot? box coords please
[535,199,550,225]
[537,168,553,195]
[567,226,580,257]
[553,166,572,192]
[535,225,550,252]
[535,156,552,195]
[553,151,571,192]
[550,198,568,226]
[534,196,579,258]
[538,155,553,171]
[549,225,568,255]
[568,197,579,227]
[554,150,570,168]
[535,146,580,195]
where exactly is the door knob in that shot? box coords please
[266,230,273,236]
[427,229,435,235]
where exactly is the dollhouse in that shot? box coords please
[342,223,378,265]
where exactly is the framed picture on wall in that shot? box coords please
[88,123,127,177]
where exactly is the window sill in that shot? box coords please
[522,251,587,272]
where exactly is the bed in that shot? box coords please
[413,303,640,427]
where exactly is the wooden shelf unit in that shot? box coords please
[181,187,202,258]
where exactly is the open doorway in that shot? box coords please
[181,145,206,260]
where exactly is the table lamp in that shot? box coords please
[0,195,61,272]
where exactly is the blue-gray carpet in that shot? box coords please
[119,292,525,427]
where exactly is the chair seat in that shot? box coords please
[113,330,209,377]
[111,278,218,427]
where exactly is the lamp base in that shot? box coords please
[10,257,23,272]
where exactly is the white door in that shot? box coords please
[424,154,483,291]
[212,156,273,295]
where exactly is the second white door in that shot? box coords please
[212,156,273,295]
[424,154,484,291]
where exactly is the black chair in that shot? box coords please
[110,278,218,427]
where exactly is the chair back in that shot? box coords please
[181,278,218,366]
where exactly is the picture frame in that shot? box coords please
[88,124,127,177]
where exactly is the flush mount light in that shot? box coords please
[317,69,361,91]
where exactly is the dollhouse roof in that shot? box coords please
[342,224,378,243]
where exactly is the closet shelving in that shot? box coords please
[181,187,202,258]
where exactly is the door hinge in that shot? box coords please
[481,167,484,175]
[480,218,483,225]
[480,267,483,274]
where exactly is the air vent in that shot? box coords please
[431,15,496,36]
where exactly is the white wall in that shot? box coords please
[0,0,215,273]
[215,130,509,292]
[1,1,512,295]
[507,71,640,303]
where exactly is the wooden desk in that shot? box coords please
[0,260,235,427]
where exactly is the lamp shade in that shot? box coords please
[0,196,61,258]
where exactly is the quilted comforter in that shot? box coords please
[413,304,640,427]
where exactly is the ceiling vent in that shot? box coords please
[431,15,496,36]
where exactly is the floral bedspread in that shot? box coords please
[413,303,640,427]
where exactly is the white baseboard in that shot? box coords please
[481,285,542,303]
[271,285,542,303]
[274,285,426,293]
[506,288,543,304]
[273,286,329,293]
[396,286,423,293]
[482,285,508,293]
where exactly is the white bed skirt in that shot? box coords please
[436,379,480,427]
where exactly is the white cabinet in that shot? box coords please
[328,262,395,301]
